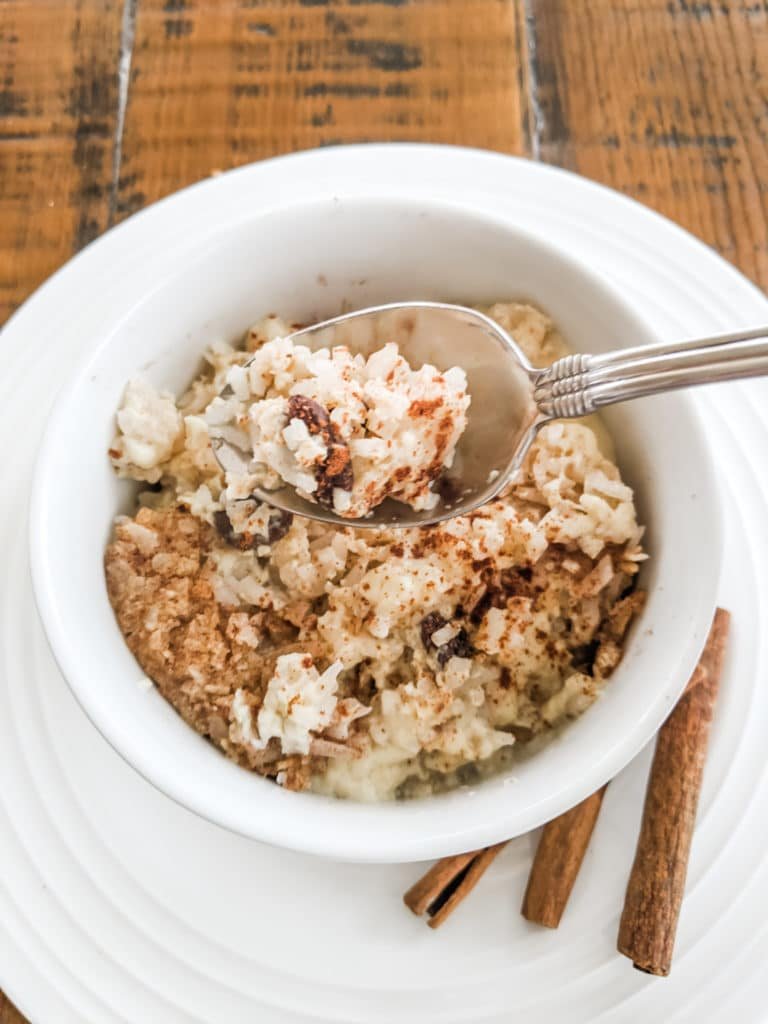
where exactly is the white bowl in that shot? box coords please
[29,192,721,862]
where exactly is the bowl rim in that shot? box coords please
[28,184,723,862]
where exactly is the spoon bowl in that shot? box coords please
[208,301,541,527]
[210,302,768,528]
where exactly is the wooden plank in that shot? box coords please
[115,0,530,215]
[528,0,768,288]
[0,0,124,322]
[0,991,26,1024]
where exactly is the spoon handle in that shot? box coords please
[533,327,768,418]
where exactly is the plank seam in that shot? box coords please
[522,0,543,160]
[108,0,139,227]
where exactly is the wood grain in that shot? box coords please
[0,991,26,1024]
[114,0,529,217]
[529,0,768,288]
[0,0,124,322]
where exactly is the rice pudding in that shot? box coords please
[105,303,646,801]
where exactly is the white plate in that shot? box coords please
[2,145,767,1022]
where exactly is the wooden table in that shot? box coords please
[0,1,766,1019]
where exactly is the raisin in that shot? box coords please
[286,395,333,439]
[468,589,494,625]
[500,567,536,598]
[214,507,293,550]
[314,441,353,507]
[436,627,474,666]
[267,509,293,543]
[420,612,475,665]
[420,611,447,649]
[213,509,238,546]
[285,395,353,508]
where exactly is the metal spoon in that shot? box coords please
[208,301,768,528]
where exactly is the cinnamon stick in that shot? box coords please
[521,784,609,928]
[404,841,508,928]
[617,608,730,976]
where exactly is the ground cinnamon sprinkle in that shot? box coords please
[408,397,444,418]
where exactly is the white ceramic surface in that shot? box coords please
[3,145,766,1023]
[28,192,721,861]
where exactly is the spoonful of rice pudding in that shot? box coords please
[205,302,768,528]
